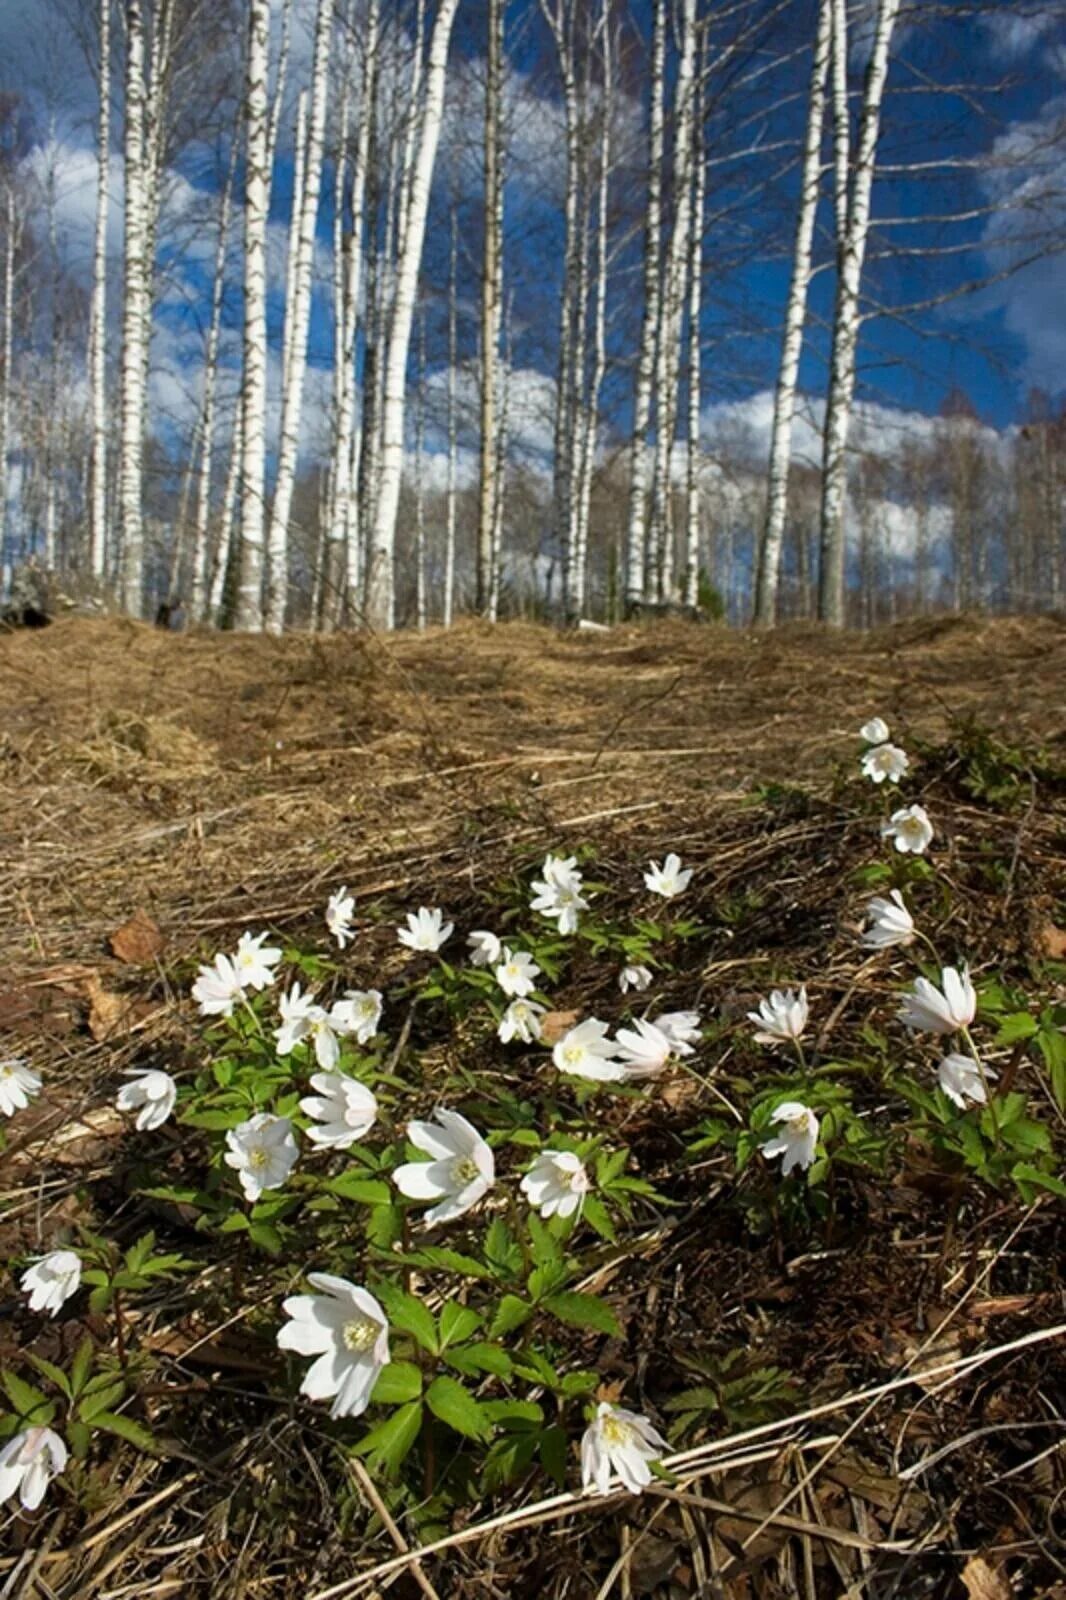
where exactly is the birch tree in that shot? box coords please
[752,0,832,625]
[118,0,148,617]
[89,0,110,585]
[189,137,237,622]
[817,0,902,626]
[0,186,14,578]
[365,0,460,631]
[476,0,503,615]
[624,0,665,611]
[235,0,271,631]
[683,39,705,610]
[265,0,333,635]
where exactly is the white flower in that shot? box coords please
[614,1019,675,1080]
[937,1052,998,1109]
[494,948,541,999]
[326,887,356,950]
[397,907,454,953]
[467,930,503,967]
[899,965,976,1035]
[861,889,915,950]
[498,998,546,1044]
[760,1101,820,1175]
[0,1427,68,1511]
[580,1401,667,1496]
[0,1058,42,1118]
[643,852,694,899]
[392,1109,495,1225]
[275,984,346,1070]
[224,1113,299,1203]
[20,1251,81,1317]
[299,1073,378,1148]
[521,1150,589,1219]
[530,854,588,935]
[882,804,934,856]
[748,987,809,1046]
[116,1068,177,1131]
[191,952,244,1018]
[860,717,890,745]
[233,931,283,991]
[553,1019,625,1083]
[329,988,383,1045]
[277,1274,389,1420]
[653,1011,702,1056]
[618,964,652,994]
[860,743,910,785]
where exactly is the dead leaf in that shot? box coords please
[1036,921,1066,960]
[961,1556,1012,1600]
[540,1009,580,1045]
[110,908,166,964]
[85,974,156,1041]
[0,984,79,1037]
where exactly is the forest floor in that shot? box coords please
[1,613,1064,1599]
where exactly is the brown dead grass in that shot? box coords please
[2,611,1064,968]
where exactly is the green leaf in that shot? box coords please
[1011,1162,1066,1200]
[92,1411,157,1452]
[375,1285,438,1355]
[488,1294,533,1338]
[539,1425,569,1486]
[438,1303,483,1349]
[353,1402,424,1477]
[70,1337,94,1400]
[994,1012,1038,1044]
[2,1371,50,1422]
[481,1398,544,1430]
[27,1356,71,1400]
[482,1430,538,1492]
[514,1349,558,1388]
[559,1369,599,1398]
[365,1203,405,1250]
[79,1381,126,1422]
[400,1246,492,1280]
[370,1362,424,1405]
[581,1195,616,1242]
[67,1420,92,1459]
[527,1213,563,1269]
[444,1342,514,1378]
[248,1222,284,1255]
[425,1376,491,1441]
[327,1174,394,1205]
[484,1218,523,1279]
[543,1291,620,1338]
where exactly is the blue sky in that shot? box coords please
[0,0,1062,478]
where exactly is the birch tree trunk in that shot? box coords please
[235,0,271,631]
[366,0,460,631]
[817,0,901,626]
[477,0,503,614]
[328,0,378,627]
[650,0,697,603]
[573,2,611,618]
[190,139,237,623]
[119,0,148,617]
[624,0,665,610]
[265,0,332,634]
[89,0,110,584]
[444,198,458,626]
[683,42,705,609]
[0,188,13,577]
[752,0,831,625]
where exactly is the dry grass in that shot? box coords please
[0,613,1064,1600]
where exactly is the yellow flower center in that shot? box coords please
[563,1045,583,1066]
[342,1316,379,1353]
[452,1156,479,1185]
[248,1147,269,1171]
[600,1413,634,1447]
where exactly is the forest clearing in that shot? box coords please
[1,614,1064,1598]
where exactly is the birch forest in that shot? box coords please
[0,0,1064,631]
